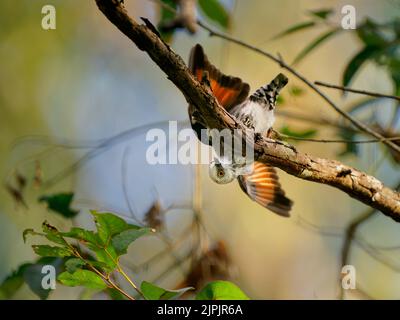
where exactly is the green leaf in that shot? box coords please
[198,0,230,29]
[276,95,285,106]
[342,46,379,87]
[23,229,43,243]
[39,192,79,218]
[280,125,317,139]
[196,281,249,300]
[42,221,68,246]
[61,227,100,249]
[65,258,86,273]
[157,0,178,42]
[112,228,153,256]
[65,257,109,273]
[392,19,400,37]
[357,19,388,47]
[308,9,334,20]
[293,28,340,65]
[107,288,128,300]
[0,258,64,300]
[289,86,304,96]
[0,263,31,299]
[92,211,141,246]
[86,260,111,271]
[309,9,335,20]
[32,245,73,258]
[272,21,316,40]
[92,211,131,245]
[58,270,107,290]
[23,258,64,300]
[94,245,118,271]
[141,281,193,300]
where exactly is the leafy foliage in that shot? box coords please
[58,270,107,290]
[141,281,193,300]
[279,11,400,93]
[23,258,65,300]
[293,28,340,65]
[289,86,305,97]
[65,258,86,273]
[0,257,64,300]
[32,245,73,258]
[272,9,400,161]
[198,0,230,29]
[195,281,249,300]
[22,211,153,296]
[112,228,153,255]
[157,0,177,42]
[280,125,317,139]
[39,192,79,218]
[272,21,316,40]
[20,211,248,300]
[0,264,29,299]
[308,9,334,20]
[336,98,382,156]
[342,46,379,87]
[157,0,230,42]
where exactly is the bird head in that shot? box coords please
[209,159,236,184]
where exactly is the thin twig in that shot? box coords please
[339,208,376,300]
[280,133,400,144]
[275,110,358,132]
[123,224,193,272]
[71,246,136,300]
[103,246,146,298]
[39,120,189,188]
[315,81,400,102]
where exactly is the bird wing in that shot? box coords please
[188,44,250,111]
[237,161,293,217]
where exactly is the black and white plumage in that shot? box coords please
[231,73,288,133]
[188,44,293,217]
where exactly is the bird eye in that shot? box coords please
[217,170,225,177]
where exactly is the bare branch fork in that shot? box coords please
[94,0,400,220]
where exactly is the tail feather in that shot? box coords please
[250,73,288,109]
[237,161,292,217]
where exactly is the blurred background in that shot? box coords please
[1,0,400,299]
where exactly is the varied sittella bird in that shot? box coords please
[188,44,293,217]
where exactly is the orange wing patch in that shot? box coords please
[238,162,293,217]
[189,44,250,110]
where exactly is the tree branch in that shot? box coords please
[94,0,400,220]
[149,0,400,155]
[196,21,400,156]
[315,81,400,102]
